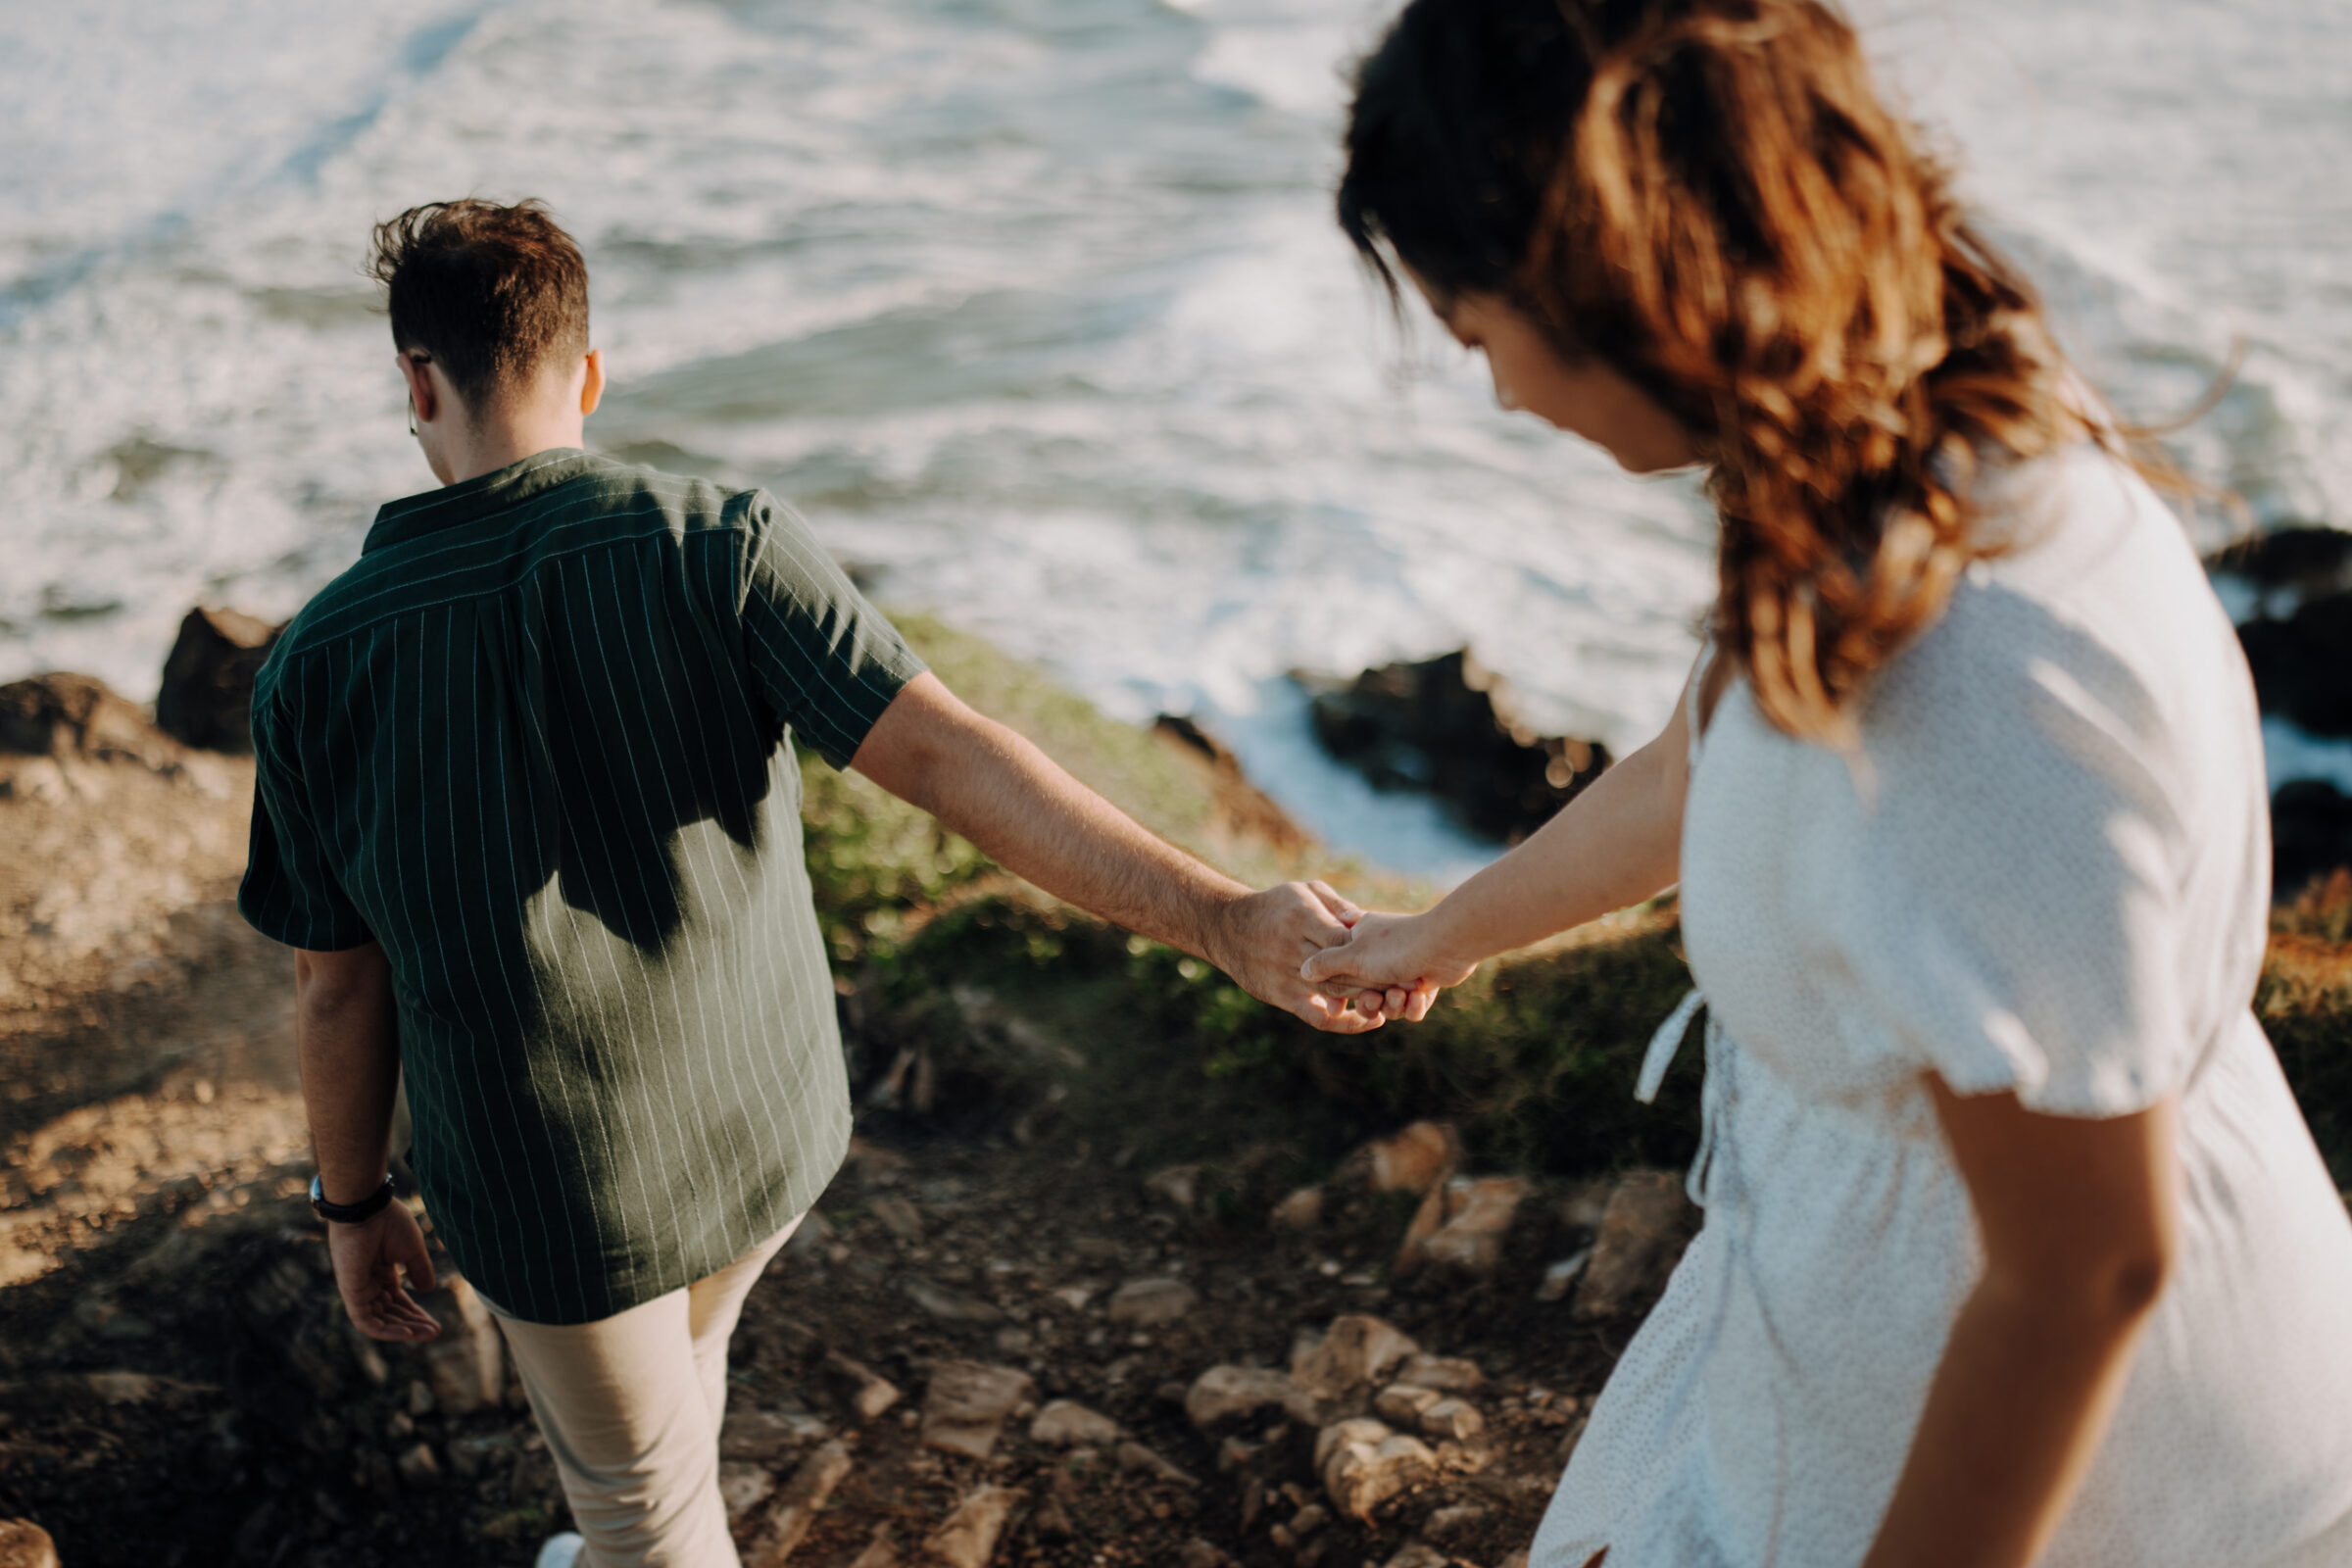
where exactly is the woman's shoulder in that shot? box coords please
[1889,443,2238,738]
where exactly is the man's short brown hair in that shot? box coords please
[368,199,589,411]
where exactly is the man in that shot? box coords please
[239,199,1415,1568]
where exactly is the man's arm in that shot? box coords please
[849,673,1386,1032]
[297,943,441,1342]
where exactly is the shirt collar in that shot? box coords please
[363,448,606,554]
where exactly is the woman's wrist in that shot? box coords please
[1411,899,1484,985]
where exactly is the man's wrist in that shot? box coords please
[311,1171,397,1224]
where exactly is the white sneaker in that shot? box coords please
[534,1533,585,1568]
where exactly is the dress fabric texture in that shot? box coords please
[1529,443,2352,1568]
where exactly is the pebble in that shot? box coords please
[719,1461,777,1523]
[921,1485,1023,1568]
[1290,1314,1420,1400]
[903,1275,1004,1325]
[1313,1417,1437,1519]
[1374,1384,1442,1425]
[418,1276,503,1416]
[1574,1169,1698,1321]
[1185,1364,1315,1430]
[824,1352,905,1422]
[394,1442,440,1486]
[1115,1440,1199,1488]
[1028,1398,1122,1448]
[1269,1187,1324,1230]
[1106,1276,1199,1327]
[0,1519,59,1568]
[920,1361,1037,1460]
[1394,1352,1486,1394]
[1379,1544,1449,1568]
[1364,1121,1461,1196]
[746,1441,854,1568]
[1396,1176,1530,1277]
[1418,1397,1485,1443]
[1535,1250,1592,1303]
[1424,1501,1491,1541]
[870,1195,925,1244]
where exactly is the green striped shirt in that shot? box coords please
[239,450,924,1324]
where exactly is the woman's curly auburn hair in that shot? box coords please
[1339,0,2087,742]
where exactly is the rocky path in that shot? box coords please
[1,994,1696,1568]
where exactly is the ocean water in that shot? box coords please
[5,0,2348,878]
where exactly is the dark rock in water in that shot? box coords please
[1153,713,1313,854]
[2208,525,2352,617]
[2273,779,2352,903]
[156,606,282,753]
[1298,650,1609,845]
[2238,590,2352,739]
[0,671,182,769]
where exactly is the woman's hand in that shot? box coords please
[1299,909,1478,1021]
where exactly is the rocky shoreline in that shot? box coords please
[1,606,2345,1568]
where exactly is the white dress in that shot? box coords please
[1531,443,2352,1568]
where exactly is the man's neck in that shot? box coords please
[435,418,583,486]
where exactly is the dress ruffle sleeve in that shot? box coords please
[1798,582,2197,1117]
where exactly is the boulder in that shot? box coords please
[2239,590,2352,738]
[155,606,282,752]
[1153,713,1313,855]
[2274,779,2352,899]
[1573,1170,1700,1322]
[2208,524,2352,616]
[920,1361,1036,1460]
[0,672,183,772]
[1298,650,1611,844]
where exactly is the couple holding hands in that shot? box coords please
[243,2,2352,1566]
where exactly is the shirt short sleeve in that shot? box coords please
[1803,584,2194,1117]
[238,669,373,952]
[733,490,927,769]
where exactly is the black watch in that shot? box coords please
[310,1172,396,1225]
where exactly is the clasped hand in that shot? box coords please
[1209,883,1467,1031]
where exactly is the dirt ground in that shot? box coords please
[0,742,1673,1568]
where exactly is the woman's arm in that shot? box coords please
[1865,1082,2180,1568]
[1301,653,1698,993]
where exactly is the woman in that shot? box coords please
[1302,2,2352,1565]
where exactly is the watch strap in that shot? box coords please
[310,1172,396,1224]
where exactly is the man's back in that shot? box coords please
[241,450,924,1323]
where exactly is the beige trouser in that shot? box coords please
[487,1218,802,1568]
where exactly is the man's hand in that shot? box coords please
[325,1202,443,1343]
[1299,908,1475,1021]
[1202,881,1418,1032]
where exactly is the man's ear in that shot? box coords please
[398,353,438,425]
[578,349,605,417]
